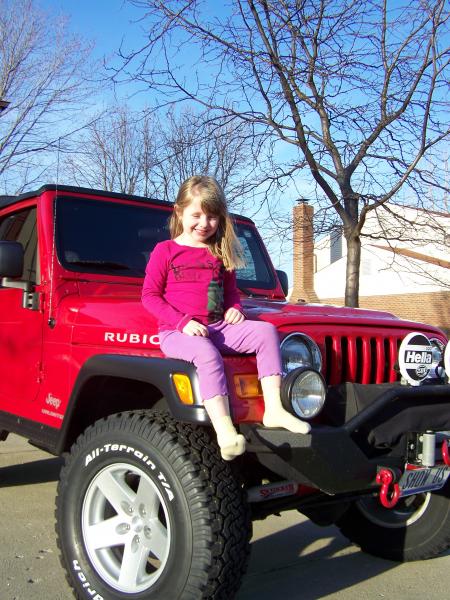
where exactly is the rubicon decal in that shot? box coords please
[104,332,159,345]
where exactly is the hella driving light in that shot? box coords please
[398,332,448,385]
[429,337,446,379]
[280,333,322,374]
[282,367,326,420]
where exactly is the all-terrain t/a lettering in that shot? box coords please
[84,444,157,469]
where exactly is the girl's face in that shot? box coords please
[178,196,220,246]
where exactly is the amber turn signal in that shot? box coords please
[234,374,262,398]
[173,373,194,404]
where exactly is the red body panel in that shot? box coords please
[0,186,447,430]
[0,287,44,408]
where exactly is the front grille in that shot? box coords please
[323,334,402,385]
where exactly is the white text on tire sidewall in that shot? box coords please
[84,443,175,502]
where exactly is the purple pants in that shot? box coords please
[159,320,282,401]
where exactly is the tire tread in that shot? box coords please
[55,410,251,600]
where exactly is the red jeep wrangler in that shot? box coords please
[0,185,449,600]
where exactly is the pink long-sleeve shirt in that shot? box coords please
[141,240,242,331]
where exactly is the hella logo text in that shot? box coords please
[405,350,432,364]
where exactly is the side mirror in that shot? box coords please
[0,241,24,278]
[275,269,289,297]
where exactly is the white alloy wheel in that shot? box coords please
[356,492,431,528]
[82,462,171,593]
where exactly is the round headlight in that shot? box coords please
[282,368,326,420]
[280,333,322,374]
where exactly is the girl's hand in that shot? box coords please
[183,320,209,336]
[224,307,245,325]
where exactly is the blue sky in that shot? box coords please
[38,0,298,279]
[41,1,142,55]
[41,1,147,101]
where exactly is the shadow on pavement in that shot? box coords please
[0,456,63,487]
[238,516,398,599]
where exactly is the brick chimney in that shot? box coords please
[292,202,319,302]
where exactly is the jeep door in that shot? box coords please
[0,205,44,413]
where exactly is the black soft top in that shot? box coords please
[0,184,253,223]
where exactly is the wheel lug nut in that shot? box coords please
[121,502,134,515]
[131,535,140,552]
[116,523,131,535]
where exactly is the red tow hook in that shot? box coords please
[376,468,401,509]
[442,439,450,467]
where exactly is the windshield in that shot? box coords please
[56,196,276,289]
[234,222,276,290]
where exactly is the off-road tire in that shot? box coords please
[337,481,450,561]
[55,411,251,600]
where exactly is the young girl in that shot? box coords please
[142,176,310,460]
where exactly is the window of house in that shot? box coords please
[330,227,343,263]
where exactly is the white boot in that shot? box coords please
[261,376,311,434]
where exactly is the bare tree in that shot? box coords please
[151,107,256,207]
[66,104,255,207]
[65,106,157,195]
[117,0,450,306]
[0,0,93,193]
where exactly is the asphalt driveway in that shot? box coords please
[1,434,449,600]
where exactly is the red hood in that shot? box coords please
[65,283,446,350]
[242,298,445,336]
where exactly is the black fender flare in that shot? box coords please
[56,354,208,453]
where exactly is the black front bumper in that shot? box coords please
[241,383,450,495]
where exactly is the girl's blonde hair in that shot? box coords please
[170,175,245,271]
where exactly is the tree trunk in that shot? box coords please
[345,235,361,308]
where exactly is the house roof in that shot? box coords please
[370,244,450,269]
[380,202,450,219]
